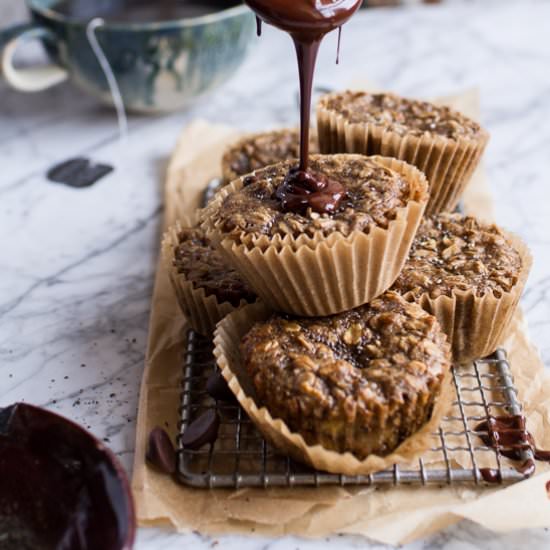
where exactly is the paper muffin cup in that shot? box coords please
[401,231,532,364]
[317,102,489,215]
[213,302,453,476]
[201,155,429,317]
[162,219,250,336]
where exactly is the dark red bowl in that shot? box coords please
[0,403,135,550]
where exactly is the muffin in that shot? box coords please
[201,154,429,316]
[221,128,319,184]
[214,294,452,474]
[162,220,256,335]
[317,91,489,214]
[391,213,531,363]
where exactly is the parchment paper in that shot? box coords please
[131,91,550,545]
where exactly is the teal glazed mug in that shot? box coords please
[0,0,255,112]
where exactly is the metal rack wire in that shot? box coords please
[176,329,535,489]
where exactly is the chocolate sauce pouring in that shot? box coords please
[245,0,362,214]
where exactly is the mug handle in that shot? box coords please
[1,23,68,92]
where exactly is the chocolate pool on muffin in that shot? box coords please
[162,221,256,335]
[221,128,319,184]
[317,91,489,214]
[201,154,428,316]
[238,292,451,459]
[392,213,531,363]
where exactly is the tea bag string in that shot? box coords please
[85,18,128,141]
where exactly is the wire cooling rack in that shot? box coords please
[176,329,535,489]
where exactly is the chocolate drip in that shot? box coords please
[479,459,535,484]
[479,468,501,483]
[518,459,536,476]
[534,448,550,461]
[336,26,342,64]
[244,0,361,209]
[475,414,550,482]
[256,15,262,36]
[275,167,345,214]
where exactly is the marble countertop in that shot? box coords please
[1,0,550,548]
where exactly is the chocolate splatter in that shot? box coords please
[47,157,113,188]
[475,415,550,483]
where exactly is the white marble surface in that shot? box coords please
[1,0,550,548]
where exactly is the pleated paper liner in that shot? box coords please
[213,301,454,476]
[201,155,429,316]
[316,101,489,215]
[400,231,532,364]
[162,219,250,336]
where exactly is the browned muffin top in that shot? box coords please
[210,155,416,240]
[222,128,319,183]
[174,226,255,307]
[319,91,483,140]
[241,292,450,456]
[392,214,522,300]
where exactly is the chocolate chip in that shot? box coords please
[146,427,176,474]
[181,410,220,450]
[206,371,235,402]
[47,157,113,188]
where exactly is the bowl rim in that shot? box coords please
[29,1,252,31]
[0,402,136,550]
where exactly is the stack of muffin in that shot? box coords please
[162,91,531,474]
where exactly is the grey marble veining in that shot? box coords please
[1,0,550,548]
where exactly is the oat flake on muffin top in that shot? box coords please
[241,291,450,457]
[209,154,419,240]
[319,91,483,140]
[392,213,522,300]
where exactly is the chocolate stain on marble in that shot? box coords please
[47,157,114,188]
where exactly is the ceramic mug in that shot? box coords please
[0,0,255,112]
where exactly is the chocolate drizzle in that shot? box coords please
[246,0,361,211]
[336,26,342,64]
[475,414,550,483]
[255,15,262,36]
[275,166,345,214]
